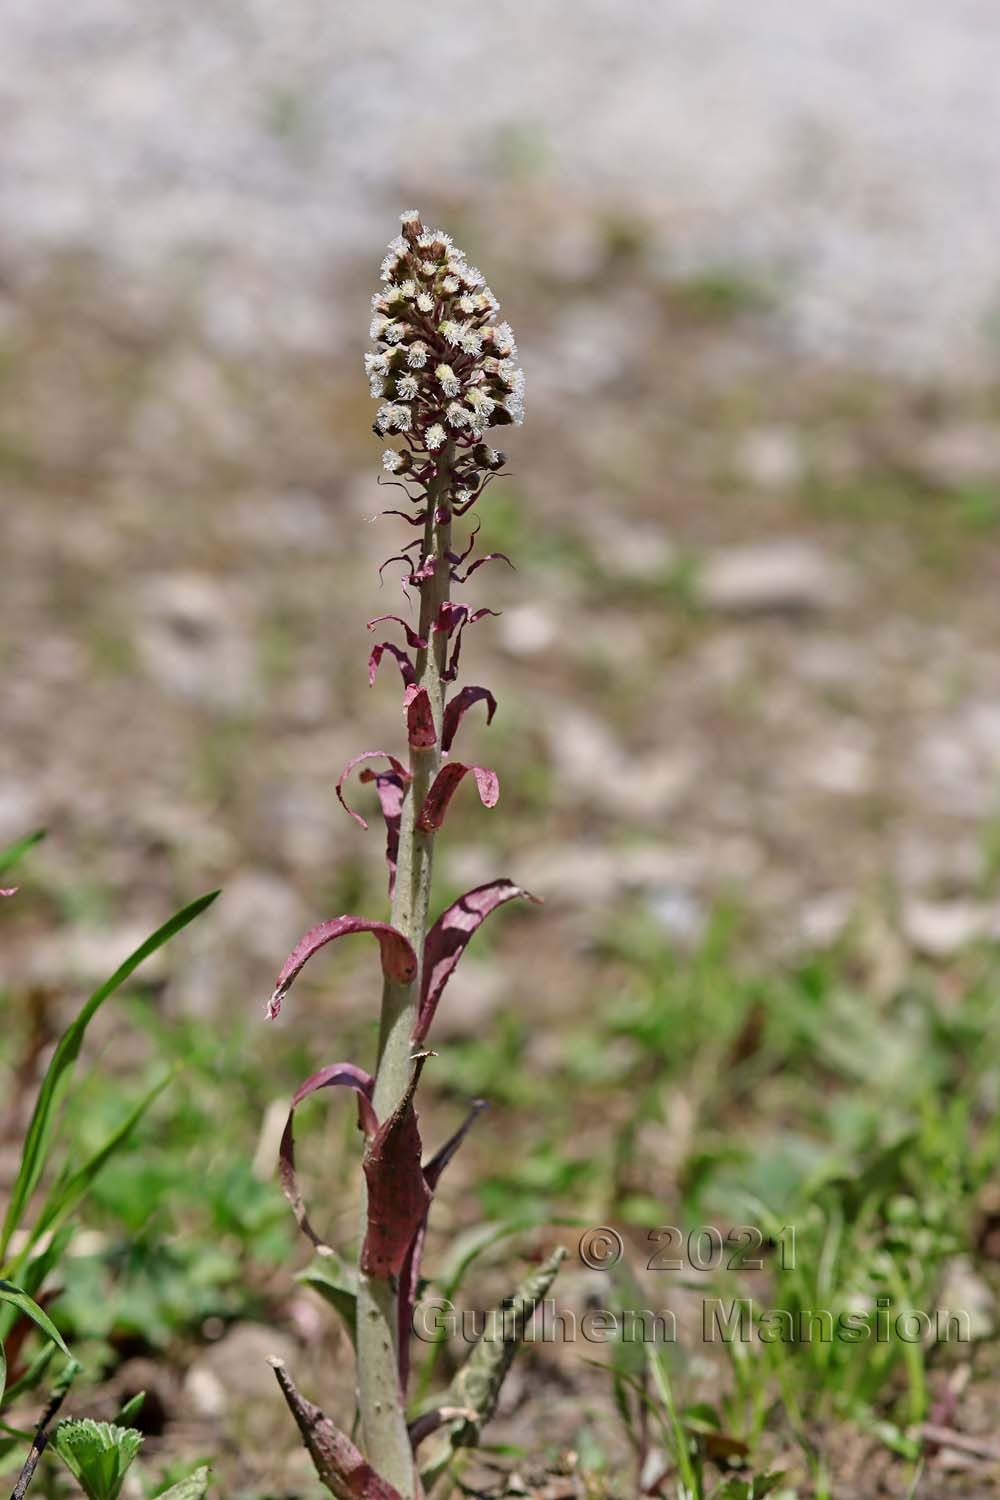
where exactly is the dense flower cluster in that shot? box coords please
[368,210,524,476]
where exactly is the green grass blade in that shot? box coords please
[0,890,219,1260]
[647,1346,699,1496]
[27,1070,175,1251]
[153,1465,212,1500]
[0,1281,69,1359]
[0,829,45,878]
[0,1340,56,1411]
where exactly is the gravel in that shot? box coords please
[3,0,1000,378]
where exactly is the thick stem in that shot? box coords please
[356,451,454,1496]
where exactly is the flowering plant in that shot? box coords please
[266,212,563,1500]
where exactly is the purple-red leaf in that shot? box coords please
[361,1057,432,1279]
[359,769,407,896]
[452,550,514,584]
[367,614,426,650]
[368,641,415,689]
[404,684,436,749]
[268,916,417,1020]
[379,505,428,528]
[414,881,540,1043]
[423,1099,488,1191]
[279,1062,377,1250]
[416,763,499,832]
[441,686,497,753]
[397,1099,487,1387]
[336,750,410,830]
[270,1358,403,1500]
[435,603,501,682]
[434,601,469,637]
[378,552,415,586]
[448,519,481,567]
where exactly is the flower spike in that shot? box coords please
[366,215,525,466]
[266,212,557,1498]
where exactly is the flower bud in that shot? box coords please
[399,209,423,243]
[474,444,507,471]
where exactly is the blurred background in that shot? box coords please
[4,2,1000,1494]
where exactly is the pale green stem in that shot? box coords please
[356,450,453,1496]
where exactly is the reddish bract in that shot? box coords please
[360,1058,432,1279]
[368,641,415,688]
[415,880,540,1043]
[268,916,417,1020]
[278,1063,377,1248]
[404,684,436,748]
[441,685,498,753]
[416,762,499,832]
[336,750,410,830]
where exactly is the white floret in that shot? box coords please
[435,363,461,397]
[446,402,472,429]
[466,387,495,419]
[498,361,525,397]
[375,402,412,434]
[493,321,517,357]
[505,392,524,425]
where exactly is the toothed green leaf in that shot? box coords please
[52,1419,143,1500]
